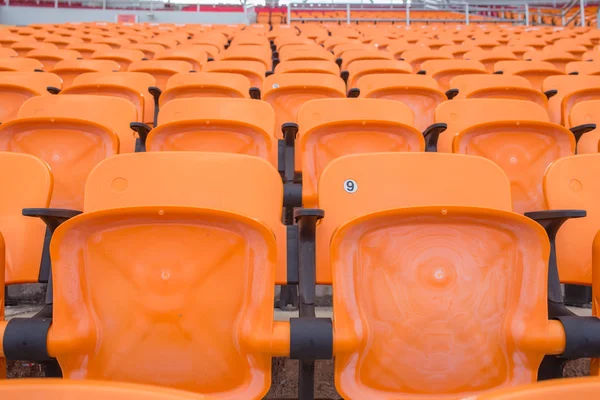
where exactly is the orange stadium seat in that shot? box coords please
[346,59,412,88]
[0,71,61,122]
[274,60,339,75]
[358,74,447,132]
[204,60,266,88]
[50,59,121,88]
[494,60,565,92]
[420,59,487,91]
[159,72,252,106]
[544,75,600,126]
[128,60,193,90]
[262,73,346,136]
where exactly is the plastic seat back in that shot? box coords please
[339,50,394,70]
[0,95,136,208]
[155,48,208,71]
[420,59,487,91]
[543,75,600,126]
[148,98,278,167]
[220,46,271,70]
[494,60,564,92]
[279,47,335,62]
[66,43,112,59]
[0,153,52,284]
[359,74,446,132]
[50,59,120,89]
[91,49,145,70]
[347,59,412,88]
[297,99,425,207]
[317,152,560,398]
[274,60,339,75]
[48,153,284,395]
[160,72,250,106]
[63,72,156,126]
[450,74,547,108]
[124,43,165,60]
[0,71,61,122]
[436,99,575,213]
[570,100,600,153]
[262,73,346,136]
[0,58,42,72]
[26,48,81,71]
[202,60,266,88]
[543,154,600,285]
[525,50,579,72]
[464,49,517,72]
[402,48,453,72]
[0,379,207,399]
[566,61,600,75]
[11,41,56,57]
[128,60,193,91]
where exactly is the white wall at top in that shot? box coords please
[0,6,250,25]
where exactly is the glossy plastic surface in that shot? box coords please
[421,59,487,91]
[50,207,277,397]
[160,72,251,106]
[274,60,339,75]
[494,60,564,92]
[316,152,513,283]
[569,100,600,153]
[91,49,145,70]
[359,74,446,132]
[332,206,557,398]
[0,379,210,399]
[50,59,121,89]
[297,98,424,207]
[85,152,287,283]
[0,57,43,72]
[128,60,193,90]
[470,376,600,399]
[454,120,574,214]
[450,74,547,108]
[0,72,61,122]
[543,75,600,126]
[64,72,156,125]
[346,59,412,88]
[262,73,346,136]
[26,48,81,70]
[543,154,600,285]
[0,153,52,284]
[149,98,277,167]
[204,60,266,88]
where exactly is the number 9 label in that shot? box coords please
[344,179,358,194]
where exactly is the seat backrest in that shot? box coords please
[64,71,155,126]
[202,60,266,88]
[0,71,62,122]
[543,75,600,126]
[274,60,339,75]
[420,59,487,91]
[359,73,446,132]
[50,59,121,88]
[543,154,600,285]
[297,98,424,207]
[11,41,57,57]
[149,98,277,167]
[154,48,208,71]
[347,59,412,87]
[0,152,52,284]
[26,48,81,70]
[0,57,42,72]
[65,43,112,59]
[494,60,564,91]
[160,72,251,106]
[262,73,346,137]
[220,45,271,69]
[316,152,513,285]
[569,100,600,154]
[435,98,550,153]
[127,60,193,90]
[340,49,394,70]
[566,61,600,75]
[401,48,453,71]
[450,74,546,106]
[91,49,145,69]
[4,95,135,208]
[437,98,574,213]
